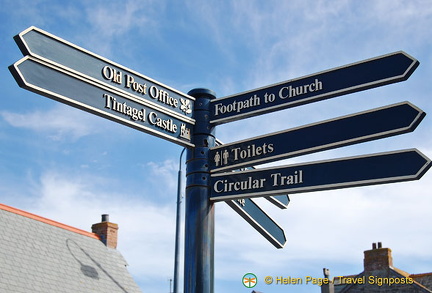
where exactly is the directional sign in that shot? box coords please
[211,51,419,124]
[265,194,290,209]
[215,139,290,209]
[210,149,431,201]
[226,198,286,248]
[210,102,426,172]
[9,56,194,148]
[13,26,195,121]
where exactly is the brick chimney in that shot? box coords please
[364,242,393,271]
[91,214,119,249]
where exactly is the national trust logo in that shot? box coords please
[242,273,257,288]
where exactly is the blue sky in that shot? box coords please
[1,1,432,292]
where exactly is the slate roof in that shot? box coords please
[329,243,432,293]
[412,273,432,291]
[0,203,142,293]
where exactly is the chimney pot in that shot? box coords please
[92,214,118,249]
[372,243,377,249]
[323,268,330,278]
[364,244,393,271]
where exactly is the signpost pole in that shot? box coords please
[184,88,216,293]
[173,148,186,293]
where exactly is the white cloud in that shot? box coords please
[0,105,102,141]
[76,1,165,58]
[143,159,181,200]
[85,2,148,37]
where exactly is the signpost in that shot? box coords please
[211,51,419,124]
[210,102,426,172]
[13,26,195,121]
[9,27,431,293]
[210,149,431,201]
[9,56,194,148]
[265,194,290,209]
[226,198,287,248]
[221,166,290,245]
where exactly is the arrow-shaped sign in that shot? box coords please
[13,26,195,121]
[226,198,286,248]
[9,56,194,148]
[215,139,290,209]
[265,194,290,209]
[210,149,431,201]
[210,102,425,172]
[211,51,419,124]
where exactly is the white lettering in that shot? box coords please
[279,79,323,99]
[124,74,147,95]
[102,66,122,84]
[148,112,177,133]
[102,67,187,113]
[271,170,303,186]
[231,143,274,161]
[149,85,179,108]
[103,94,146,121]
[213,177,266,193]
[214,94,261,116]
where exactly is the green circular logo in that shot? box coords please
[242,273,257,288]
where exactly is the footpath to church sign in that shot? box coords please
[10,26,194,148]
[210,51,419,124]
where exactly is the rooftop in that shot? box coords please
[324,242,432,293]
[0,203,142,293]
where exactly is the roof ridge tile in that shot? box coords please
[0,203,100,240]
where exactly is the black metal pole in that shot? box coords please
[184,88,216,293]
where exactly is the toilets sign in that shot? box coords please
[210,102,426,172]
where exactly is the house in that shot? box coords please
[321,242,432,293]
[0,203,142,292]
